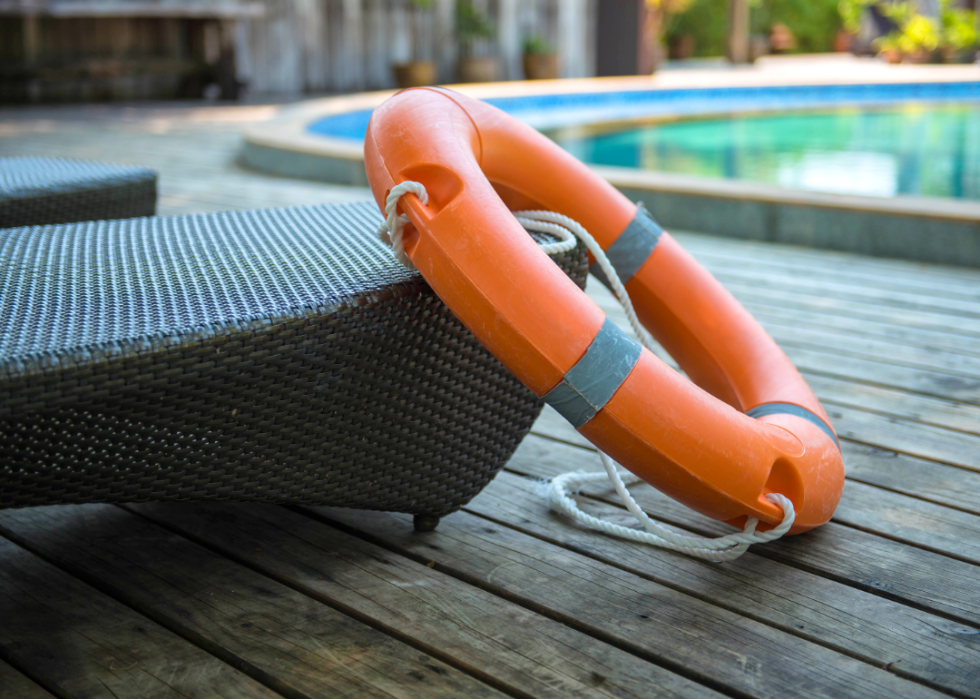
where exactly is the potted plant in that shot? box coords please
[874,2,938,63]
[393,0,436,88]
[939,0,978,63]
[666,31,697,61]
[643,0,694,71]
[522,35,558,80]
[456,0,498,83]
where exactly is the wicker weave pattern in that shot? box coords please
[0,202,587,516]
[0,156,157,228]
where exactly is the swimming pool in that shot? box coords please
[244,69,980,266]
[549,103,980,201]
[303,81,980,202]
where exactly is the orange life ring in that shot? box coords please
[364,87,844,534]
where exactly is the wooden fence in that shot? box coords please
[238,0,597,95]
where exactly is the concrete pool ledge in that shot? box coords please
[597,166,980,268]
[241,58,980,267]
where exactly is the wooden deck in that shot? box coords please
[2,102,979,699]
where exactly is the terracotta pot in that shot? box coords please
[901,49,931,64]
[393,60,436,89]
[522,53,558,80]
[879,48,902,64]
[833,30,854,53]
[457,56,499,83]
[667,35,696,61]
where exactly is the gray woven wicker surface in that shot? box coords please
[0,201,588,519]
[0,156,157,228]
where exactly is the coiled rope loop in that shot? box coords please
[379,181,796,561]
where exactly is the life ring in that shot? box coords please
[364,87,844,534]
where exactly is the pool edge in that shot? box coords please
[240,67,980,267]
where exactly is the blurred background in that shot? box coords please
[0,0,977,103]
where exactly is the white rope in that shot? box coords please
[377,181,429,270]
[379,182,796,561]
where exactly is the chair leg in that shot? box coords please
[413,514,440,532]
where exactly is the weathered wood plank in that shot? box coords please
[532,405,980,562]
[0,536,279,699]
[805,373,980,437]
[844,441,980,515]
[676,231,980,289]
[122,506,948,695]
[532,382,980,514]
[0,504,511,699]
[686,244,980,306]
[707,266,980,320]
[765,322,980,381]
[0,659,55,699]
[825,402,980,472]
[835,481,980,565]
[647,256,980,337]
[304,505,952,699]
[126,502,723,699]
[455,468,980,698]
[721,278,980,337]
[595,302,980,453]
[595,290,980,387]
[515,430,980,626]
[738,297,980,358]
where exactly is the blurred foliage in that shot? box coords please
[866,0,977,59]
[455,1,494,41]
[751,0,843,53]
[838,0,874,34]
[645,0,695,47]
[670,0,843,56]
[522,34,553,55]
[667,0,728,52]
[876,2,938,55]
[940,0,978,51]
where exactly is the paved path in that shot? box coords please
[1,102,979,699]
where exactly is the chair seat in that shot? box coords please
[0,201,587,521]
[0,156,156,228]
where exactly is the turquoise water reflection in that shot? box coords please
[550,104,980,200]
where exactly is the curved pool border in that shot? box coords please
[243,63,980,267]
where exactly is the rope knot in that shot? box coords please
[378,180,429,270]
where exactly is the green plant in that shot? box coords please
[404,0,434,62]
[940,0,978,52]
[669,0,728,56]
[751,0,842,53]
[842,0,976,60]
[455,0,495,57]
[645,0,695,46]
[522,34,552,56]
[838,0,874,34]
[874,2,939,58]
[670,0,842,58]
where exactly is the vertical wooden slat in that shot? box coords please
[22,14,39,66]
[558,0,589,78]
[434,0,455,82]
[727,0,750,63]
[497,0,519,79]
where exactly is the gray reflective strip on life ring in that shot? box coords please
[747,402,841,451]
[589,205,663,289]
[544,319,643,429]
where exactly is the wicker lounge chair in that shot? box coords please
[0,201,587,530]
[0,156,156,228]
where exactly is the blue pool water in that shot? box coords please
[306,81,980,200]
[551,103,980,200]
